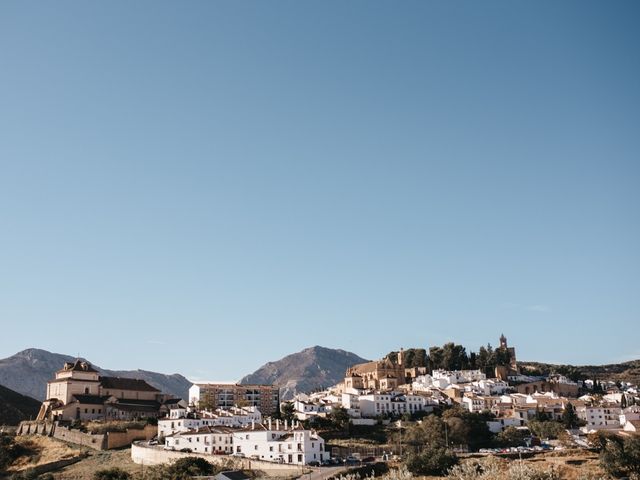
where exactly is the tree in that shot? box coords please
[405,446,458,476]
[280,402,296,422]
[528,420,565,440]
[329,407,351,431]
[600,436,640,478]
[429,347,444,372]
[533,407,550,422]
[403,414,446,451]
[168,457,215,479]
[495,426,527,448]
[94,468,131,480]
[561,402,580,429]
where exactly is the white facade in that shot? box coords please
[469,379,509,396]
[580,405,622,430]
[165,427,234,454]
[486,418,526,433]
[358,393,432,417]
[232,426,326,465]
[158,408,262,438]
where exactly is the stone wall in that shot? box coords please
[17,421,157,451]
[52,425,108,449]
[107,424,157,449]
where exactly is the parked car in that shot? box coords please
[308,461,320,467]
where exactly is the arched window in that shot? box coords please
[85,387,89,394]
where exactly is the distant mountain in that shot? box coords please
[0,348,192,401]
[240,346,368,400]
[0,383,41,425]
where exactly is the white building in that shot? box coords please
[293,399,330,420]
[358,393,432,417]
[232,423,326,465]
[432,369,486,385]
[579,404,622,431]
[486,418,526,433]
[469,379,509,396]
[159,407,262,438]
[164,426,234,454]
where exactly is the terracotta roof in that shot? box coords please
[71,394,109,405]
[106,403,160,412]
[100,376,160,392]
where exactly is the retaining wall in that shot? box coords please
[131,442,310,477]
[107,424,157,449]
[17,421,157,451]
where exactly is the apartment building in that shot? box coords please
[189,383,280,415]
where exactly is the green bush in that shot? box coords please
[94,468,131,480]
[405,446,458,476]
[527,421,565,440]
[600,436,640,478]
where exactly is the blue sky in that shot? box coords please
[1,1,638,381]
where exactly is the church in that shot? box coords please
[344,348,427,391]
[36,359,175,422]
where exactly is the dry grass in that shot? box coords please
[8,435,83,472]
[52,449,142,480]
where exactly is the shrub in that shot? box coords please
[0,434,33,472]
[94,468,131,480]
[405,446,458,476]
[600,436,640,478]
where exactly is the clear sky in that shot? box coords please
[1,1,638,381]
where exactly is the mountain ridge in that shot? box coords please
[0,383,41,426]
[240,345,368,400]
[0,348,192,401]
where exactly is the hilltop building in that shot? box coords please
[36,359,174,422]
[343,348,427,392]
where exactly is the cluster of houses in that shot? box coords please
[286,336,640,438]
[36,361,328,465]
[34,337,639,465]
[159,406,327,465]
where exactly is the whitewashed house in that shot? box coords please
[164,426,234,454]
[232,422,326,465]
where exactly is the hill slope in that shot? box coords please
[240,346,368,400]
[519,359,640,385]
[0,348,192,401]
[0,383,41,425]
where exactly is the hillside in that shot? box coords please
[0,348,192,401]
[240,346,368,400]
[0,383,41,425]
[519,359,640,384]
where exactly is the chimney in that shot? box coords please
[284,419,288,430]
[268,418,272,430]
[251,420,255,430]
[276,419,280,430]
